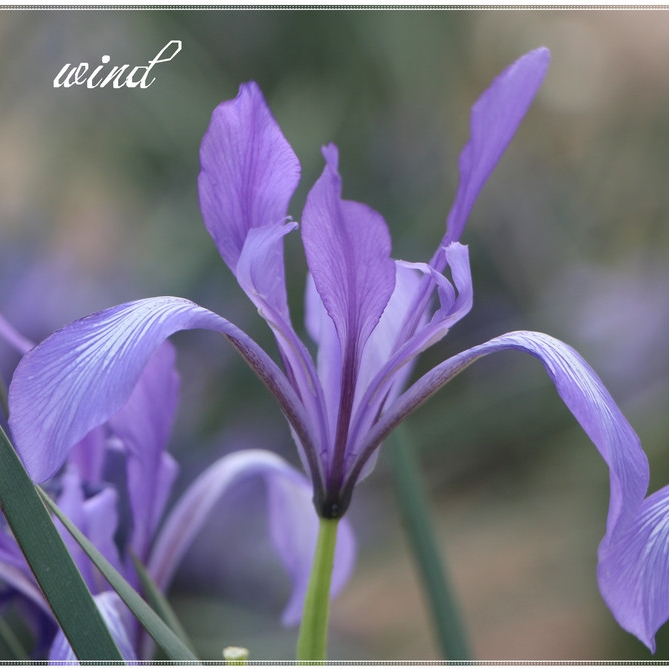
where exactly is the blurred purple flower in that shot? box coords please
[0,326,354,660]
[4,47,662,650]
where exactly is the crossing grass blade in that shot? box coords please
[129,551,197,655]
[39,488,200,663]
[0,426,124,662]
[389,424,471,660]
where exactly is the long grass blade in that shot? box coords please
[39,488,199,663]
[389,424,471,660]
[0,426,123,661]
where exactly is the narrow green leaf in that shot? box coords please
[0,614,30,661]
[129,551,196,655]
[39,488,200,663]
[389,424,472,660]
[0,426,124,662]
[0,374,9,420]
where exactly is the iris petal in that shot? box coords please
[198,81,300,274]
[148,449,355,624]
[302,144,396,356]
[437,47,551,259]
[109,341,180,562]
[598,484,669,652]
[9,297,314,484]
[353,330,649,537]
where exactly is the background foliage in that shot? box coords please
[2,10,669,660]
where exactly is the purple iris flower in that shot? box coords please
[4,47,664,651]
[1,323,354,660]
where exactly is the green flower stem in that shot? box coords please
[296,516,339,661]
[389,424,471,660]
[0,426,123,661]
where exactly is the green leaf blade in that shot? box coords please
[0,426,124,662]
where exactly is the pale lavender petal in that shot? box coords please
[302,144,396,356]
[48,591,136,662]
[149,449,355,625]
[267,469,356,626]
[56,467,122,593]
[236,221,297,321]
[598,485,669,652]
[198,81,300,274]
[237,224,329,459]
[347,244,472,466]
[437,48,550,258]
[8,297,316,484]
[108,341,180,561]
[351,331,648,540]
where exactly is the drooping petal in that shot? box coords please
[266,459,356,626]
[351,330,649,538]
[8,297,316,484]
[302,144,396,357]
[148,449,355,625]
[48,591,137,662]
[598,485,669,652]
[437,48,551,259]
[198,81,300,274]
[108,341,180,562]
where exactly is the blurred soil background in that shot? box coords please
[2,9,669,661]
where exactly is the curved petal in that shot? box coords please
[302,144,396,356]
[437,48,551,259]
[48,591,137,662]
[149,449,355,625]
[350,330,649,540]
[598,484,669,652]
[8,297,315,484]
[198,81,300,274]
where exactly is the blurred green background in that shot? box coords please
[2,9,669,661]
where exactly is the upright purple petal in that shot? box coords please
[352,330,648,539]
[236,223,330,462]
[598,485,669,652]
[108,341,180,562]
[148,449,355,625]
[302,144,396,355]
[9,297,315,484]
[198,81,300,274]
[437,48,550,258]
